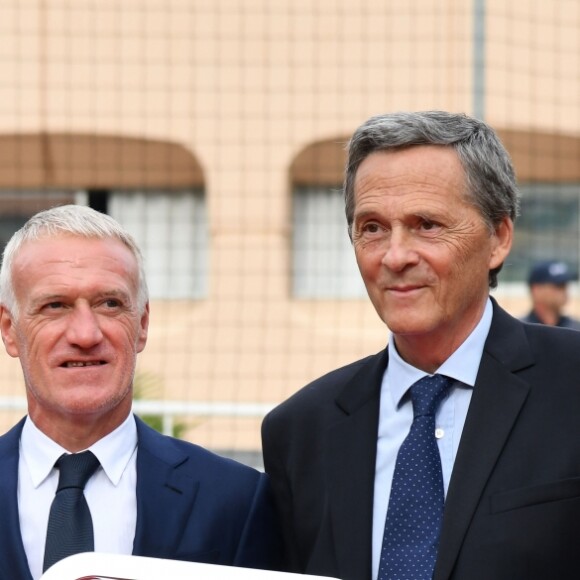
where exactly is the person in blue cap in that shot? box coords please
[521,260,580,329]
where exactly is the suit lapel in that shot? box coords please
[0,419,34,580]
[0,415,200,576]
[325,349,388,580]
[434,303,533,580]
[132,417,200,558]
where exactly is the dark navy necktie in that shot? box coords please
[379,374,452,580]
[43,450,100,572]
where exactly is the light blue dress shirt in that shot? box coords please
[371,299,493,580]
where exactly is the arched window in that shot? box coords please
[498,129,580,282]
[290,138,366,298]
[0,133,208,299]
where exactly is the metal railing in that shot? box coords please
[0,396,275,436]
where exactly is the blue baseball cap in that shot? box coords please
[528,260,575,285]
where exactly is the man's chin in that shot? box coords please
[383,311,435,335]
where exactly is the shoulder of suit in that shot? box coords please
[265,350,385,417]
[135,416,262,479]
[521,316,580,348]
[560,316,580,331]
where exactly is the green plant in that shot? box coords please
[132,371,188,439]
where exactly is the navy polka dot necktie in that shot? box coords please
[43,451,100,572]
[379,374,452,580]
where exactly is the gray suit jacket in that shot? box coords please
[262,299,580,579]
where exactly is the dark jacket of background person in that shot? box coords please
[521,259,580,330]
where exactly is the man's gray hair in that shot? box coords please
[344,110,520,288]
[0,205,149,317]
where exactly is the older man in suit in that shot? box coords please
[0,205,280,580]
[262,111,580,580]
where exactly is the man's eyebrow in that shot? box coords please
[30,289,132,305]
[30,293,67,306]
[353,209,382,221]
[97,289,130,298]
[94,289,134,303]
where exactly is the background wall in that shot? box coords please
[0,0,578,464]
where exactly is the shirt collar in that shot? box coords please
[20,413,138,488]
[386,298,493,407]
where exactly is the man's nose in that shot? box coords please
[380,228,420,272]
[65,305,104,347]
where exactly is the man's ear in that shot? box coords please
[136,302,149,354]
[0,306,20,358]
[489,217,514,270]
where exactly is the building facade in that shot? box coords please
[0,0,578,456]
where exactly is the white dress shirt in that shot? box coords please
[371,298,493,580]
[18,413,138,580]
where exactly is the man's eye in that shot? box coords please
[362,223,381,233]
[45,302,64,310]
[420,220,440,231]
[104,299,121,308]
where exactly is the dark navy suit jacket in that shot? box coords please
[263,299,580,580]
[0,415,281,579]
